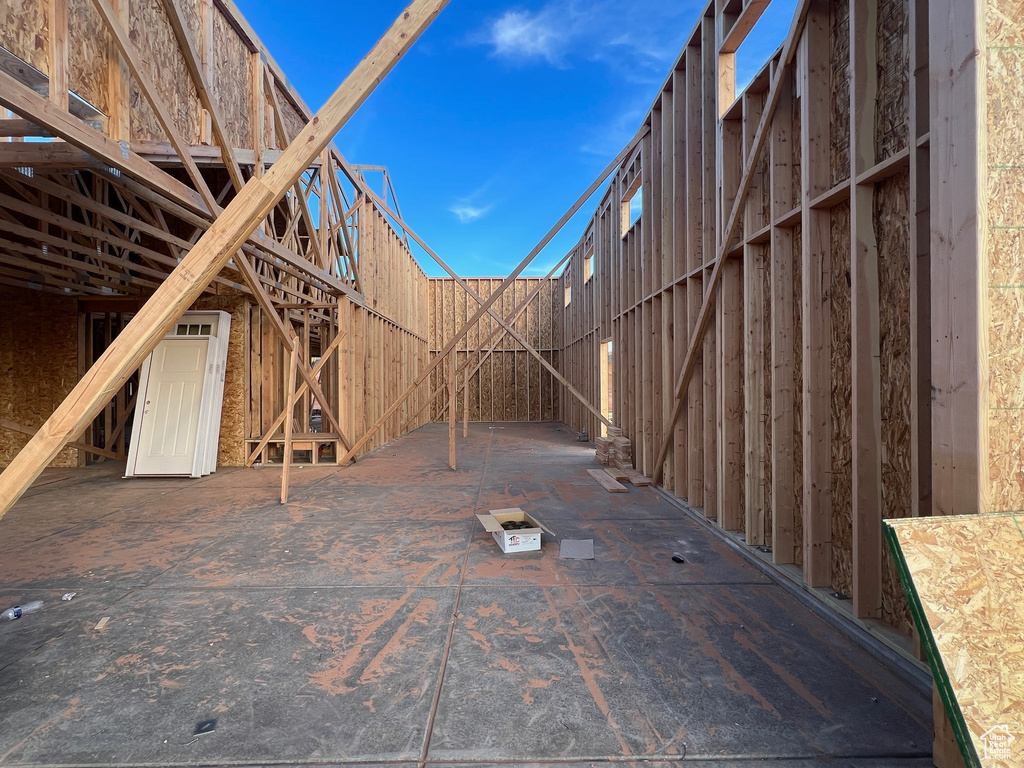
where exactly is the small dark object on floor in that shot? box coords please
[193,719,217,736]
[672,553,686,563]
[831,591,850,600]
[757,546,772,554]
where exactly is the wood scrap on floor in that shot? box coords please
[587,468,627,493]
[622,468,652,486]
[604,467,629,482]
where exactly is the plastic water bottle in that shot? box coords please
[1,601,43,620]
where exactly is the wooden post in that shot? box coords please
[850,0,883,617]
[0,0,449,519]
[47,0,69,111]
[448,352,456,470]
[280,339,298,504]
[770,73,796,564]
[929,0,984,516]
[463,365,469,438]
[799,2,833,588]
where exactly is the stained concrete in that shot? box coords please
[0,422,933,767]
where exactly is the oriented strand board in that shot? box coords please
[886,513,1024,768]
[875,0,909,161]
[68,0,112,114]
[986,35,1024,514]
[876,171,914,634]
[830,203,853,596]
[0,288,79,469]
[193,294,247,467]
[829,0,851,186]
[211,8,251,149]
[275,84,307,144]
[0,0,48,75]
[129,0,202,144]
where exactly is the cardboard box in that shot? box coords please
[476,507,552,553]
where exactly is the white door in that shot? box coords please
[131,337,211,476]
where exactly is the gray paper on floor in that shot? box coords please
[559,539,595,559]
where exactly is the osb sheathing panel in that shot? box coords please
[988,0,1024,47]
[0,288,79,469]
[876,172,914,634]
[829,0,850,187]
[193,294,248,467]
[830,202,853,596]
[887,513,1024,765]
[68,0,112,115]
[211,8,251,149]
[129,0,202,144]
[793,223,804,566]
[875,0,909,162]
[276,85,306,147]
[763,244,773,544]
[986,35,1024,513]
[1,0,48,75]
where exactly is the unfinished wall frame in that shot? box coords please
[549,0,1017,661]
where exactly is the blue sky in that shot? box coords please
[235,0,798,277]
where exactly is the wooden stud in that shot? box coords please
[448,351,456,470]
[929,0,984,516]
[798,3,833,587]
[850,0,883,618]
[280,337,298,503]
[47,0,69,111]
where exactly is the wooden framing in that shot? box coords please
[550,0,1016,663]
[0,0,448,516]
[1,0,1018,693]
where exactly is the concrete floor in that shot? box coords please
[0,422,933,767]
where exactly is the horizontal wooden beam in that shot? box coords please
[720,0,771,53]
[0,72,208,215]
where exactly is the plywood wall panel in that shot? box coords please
[68,0,112,114]
[128,0,202,144]
[830,202,853,596]
[876,171,914,633]
[211,9,251,149]
[1,0,49,75]
[830,0,851,186]
[0,288,79,469]
[876,0,909,161]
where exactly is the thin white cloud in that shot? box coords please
[490,10,562,63]
[480,1,698,72]
[450,203,494,223]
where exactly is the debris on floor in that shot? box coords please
[622,468,652,486]
[193,719,217,736]
[587,468,627,493]
[559,539,595,560]
[1,600,43,621]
